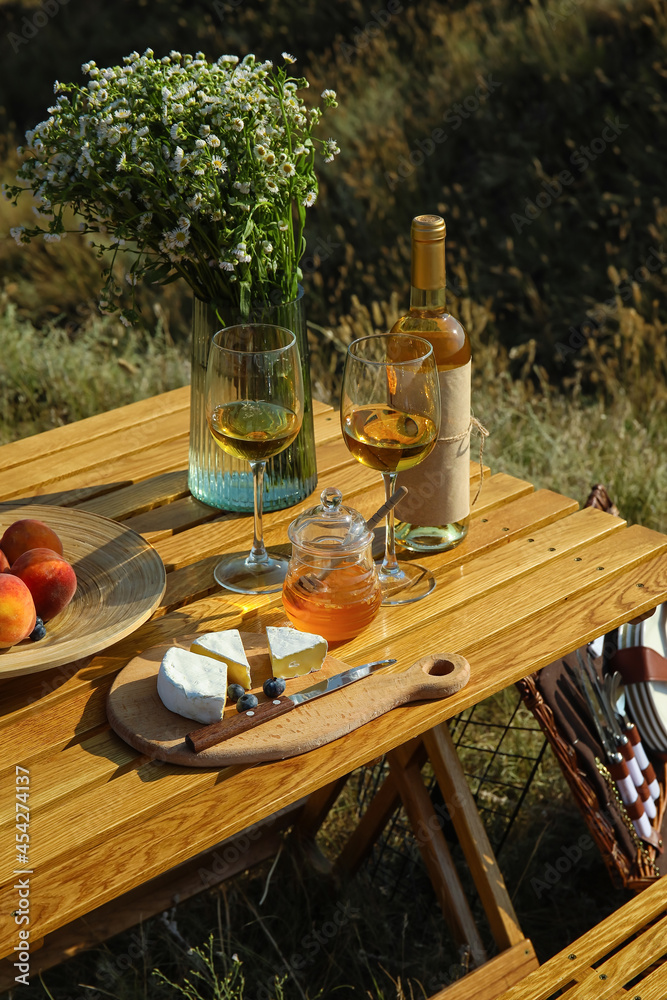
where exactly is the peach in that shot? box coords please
[1,519,63,565]
[0,574,36,648]
[10,547,77,622]
[0,550,9,573]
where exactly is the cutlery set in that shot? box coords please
[573,644,661,844]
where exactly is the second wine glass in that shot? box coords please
[340,334,440,605]
[205,324,304,594]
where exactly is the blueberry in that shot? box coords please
[236,692,259,713]
[29,617,46,641]
[263,677,286,699]
[227,683,246,701]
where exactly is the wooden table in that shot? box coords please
[1,385,667,997]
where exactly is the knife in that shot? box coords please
[186,658,396,753]
[574,654,654,842]
[607,670,660,802]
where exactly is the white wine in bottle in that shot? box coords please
[391,214,471,551]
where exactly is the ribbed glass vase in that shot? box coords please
[188,286,317,512]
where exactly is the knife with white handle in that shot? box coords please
[608,671,660,802]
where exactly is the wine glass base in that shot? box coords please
[378,560,436,606]
[213,553,289,595]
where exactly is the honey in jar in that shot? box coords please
[283,487,381,642]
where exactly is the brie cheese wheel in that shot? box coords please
[266,626,327,679]
[190,629,252,689]
[157,646,228,725]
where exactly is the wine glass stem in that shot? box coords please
[247,460,269,566]
[381,471,400,576]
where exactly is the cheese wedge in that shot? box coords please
[266,626,327,679]
[157,646,227,725]
[190,629,252,689]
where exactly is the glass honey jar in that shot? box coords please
[282,487,382,642]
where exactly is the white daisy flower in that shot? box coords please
[302,190,317,207]
[280,161,296,177]
[262,241,273,253]
[321,89,337,102]
[43,233,62,243]
[211,156,227,172]
[266,179,279,193]
[264,151,276,166]
[207,134,221,147]
[278,221,288,231]
[187,193,203,210]
[10,226,27,245]
[218,260,235,271]
[233,181,250,194]
[115,108,131,119]
[168,225,190,248]
[282,52,297,63]
[231,118,244,131]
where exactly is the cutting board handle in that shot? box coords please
[371,652,470,706]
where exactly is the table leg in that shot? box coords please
[423,722,527,952]
[388,741,488,967]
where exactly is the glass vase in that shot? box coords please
[188,286,317,512]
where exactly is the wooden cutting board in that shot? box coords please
[106,631,469,767]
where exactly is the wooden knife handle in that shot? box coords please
[186,697,295,753]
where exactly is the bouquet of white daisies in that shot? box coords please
[4,49,339,324]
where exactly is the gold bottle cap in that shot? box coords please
[411,215,445,289]
[412,215,446,241]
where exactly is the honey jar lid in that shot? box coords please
[287,487,373,551]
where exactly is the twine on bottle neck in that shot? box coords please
[437,414,489,507]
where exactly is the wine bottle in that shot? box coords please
[391,214,472,551]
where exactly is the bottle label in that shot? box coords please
[395,361,471,526]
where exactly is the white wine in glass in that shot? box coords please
[341,334,440,605]
[206,324,304,594]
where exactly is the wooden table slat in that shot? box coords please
[0,386,190,475]
[5,410,190,500]
[159,487,578,615]
[494,873,667,999]
[338,511,643,663]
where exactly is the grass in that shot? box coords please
[1,0,666,996]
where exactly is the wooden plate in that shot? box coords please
[0,504,166,677]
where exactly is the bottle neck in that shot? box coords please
[410,237,446,312]
[410,286,447,311]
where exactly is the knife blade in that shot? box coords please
[185,658,396,753]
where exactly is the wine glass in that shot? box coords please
[340,334,440,605]
[205,324,304,594]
